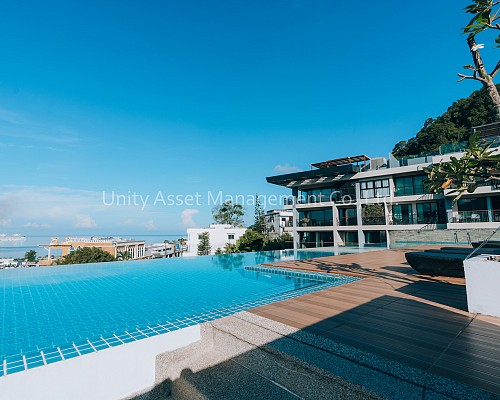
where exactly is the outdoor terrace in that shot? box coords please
[250,247,500,397]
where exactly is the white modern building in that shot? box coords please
[186,224,247,255]
[266,124,500,249]
[265,209,293,240]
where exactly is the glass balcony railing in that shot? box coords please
[391,216,414,225]
[338,217,358,226]
[283,191,357,206]
[449,210,490,223]
[299,241,335,248]
[298,219,334,227]
[493,210,500,222]
[362,216,386,225]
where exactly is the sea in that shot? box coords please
[0,234,187,259]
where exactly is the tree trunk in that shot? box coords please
[467,34,500,118]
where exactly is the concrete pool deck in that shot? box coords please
[247,246,500,397]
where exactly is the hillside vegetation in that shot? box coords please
[392,87,499,157]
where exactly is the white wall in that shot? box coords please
[465,256,500,318]
[0,325,200,400]
[186,224,247,255]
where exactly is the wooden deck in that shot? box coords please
[250,247,500,397]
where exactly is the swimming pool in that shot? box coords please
[0,250,358,375]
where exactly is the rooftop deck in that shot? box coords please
[251,247,500,397]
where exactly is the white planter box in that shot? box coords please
[464,256,500,318]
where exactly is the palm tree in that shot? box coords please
[116,250,131,261]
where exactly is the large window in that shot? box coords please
[394,175,427,196]
[300,182,356,204]
[299,209,333,226]
[416,201,446,224]
[299,231,334,248]
[360,179,390,199]
[392,204,413,225]
[456,197,489,222]
[338,207,357,226]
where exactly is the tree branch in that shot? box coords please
[491,60,500,78]
[458,73,487,83]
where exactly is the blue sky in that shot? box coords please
[0,0,493,235]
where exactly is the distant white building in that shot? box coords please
[265,209,293,240]
[186,224,247,256]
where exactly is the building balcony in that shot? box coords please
[299,218,334,227]
[362,216,386,226]
[391,216,440,225]
[338,217,358,226]
[283,192,356,206]
[449,210,495,223]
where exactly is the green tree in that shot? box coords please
[215,248,223,255]
[253,194,266,234]
[362,204,385,224]
[56,247,116,265]
[236,229,265,252]
[116,250,131,261]
[392,87,498,157]
[24,250,37,262]
[425,134,500,200]
[459,0,500,117]
[197,232,211,255]
[223,243,238,254]
[262,233,293,251]
[212,201,244,226]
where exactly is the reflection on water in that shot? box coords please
[212,253,245,270]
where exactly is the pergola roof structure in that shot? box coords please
[311,155,370,169]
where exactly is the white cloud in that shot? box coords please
[180,209,199,228]
[273,164,300,173]
[0,218,11,227]
[75,214,97,228]
[0,108,80,145]
[22,222,51,228]
[144,220,157,231]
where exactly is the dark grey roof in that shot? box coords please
[266,164,358,188]
[311,155,370,169]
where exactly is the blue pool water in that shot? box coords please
[0,250,358,375]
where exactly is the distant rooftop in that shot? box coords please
[311,155,370,169]
[472,122,500,140]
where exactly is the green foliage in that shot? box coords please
[223,243,238,254]
[116,250,131,261]
[197,232,211,255]
[262,233,293,251]
[212,201,245,226]
[253,195,266,234]
[463,1,499,37]
[56,247,116,265]
[392,87,499,157]
[236,229,265,252]
[424,134,500,201]
[214,248,223,255]
[213,253,245,270]
[362,204,385,218]
[24,250,37,262]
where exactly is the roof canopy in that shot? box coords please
[311,155,370,169]
[472,122,500,139]
[266,164,358,187]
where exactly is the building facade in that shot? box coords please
[264,209,293,240]
[40,237,147,265]
[186,224,247,256]
[267,140,500,249]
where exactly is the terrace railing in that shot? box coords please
[449,210,490,223]
[337,217,358,226]
[362,216,386,226]
[299,219,334,227]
